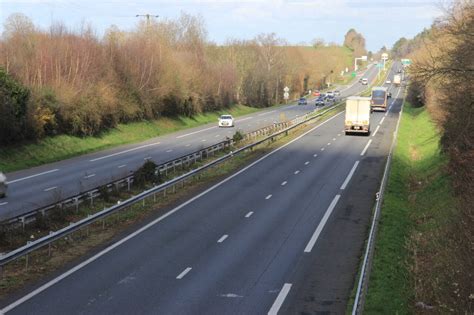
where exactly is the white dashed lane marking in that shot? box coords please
[176,267,192,279]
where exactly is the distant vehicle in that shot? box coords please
[334,90,341,96]
[313,90,321,97]
[315,97,325,106]
[386,80,392,84]
[345,96,371,135]
[371,86,389,112]
[326,95,336,102]
[320,93,327,99]
[397,69,402,73]
[326,91,334,97]
[361,78,368,85]
[393,74,402,86]
[218,115,234,127]
[298,97,307,105]
[0,172,7,198]
[388,92,392,98]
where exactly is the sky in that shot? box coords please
[0,0,446,51]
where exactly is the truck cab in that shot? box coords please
[0,172,7,198]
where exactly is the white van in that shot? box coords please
[361,78,368,85]
[0,172,7,198]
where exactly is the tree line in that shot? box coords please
[0,13,365,145]
[393,0,473,311]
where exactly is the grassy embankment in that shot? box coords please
[0,105,258,173]
[363,102,459,313]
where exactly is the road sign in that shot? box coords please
[283,86,289,93]
[381,53,389,60]
[351,71,356,78]
[283,92,289,100]
[361,55,367,61]
[401,58,411,65]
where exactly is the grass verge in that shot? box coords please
[363,102,464,313]
[0,104,259,173]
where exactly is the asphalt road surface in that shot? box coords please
[0,65,380,221]
[1,64,403,314]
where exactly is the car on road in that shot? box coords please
[0,172,7,198]
[334,90,341,96]
[298,97,308,105]
[326,91,334,97]
[388,92,392,98]
[326,95,336,103]
[218,115,234,127]
[386,80,392,84]
[315,97,325,106]
[361,78,368,85]
[312,90,320,97]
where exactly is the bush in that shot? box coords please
[133,160,160,187]
[232,130,244,143]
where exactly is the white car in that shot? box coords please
[0,172,7,198]
[361,78,368,85]
[386,80,392,84]
[218,115,234,127]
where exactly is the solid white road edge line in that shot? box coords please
[90,143,160,162]
[118,164,126,168]
[257,110,276,116]
[43,186,57,192]
[304,195,341,253]
[1,110,345,314]
[176,267,192,279]
[7,169,59,185]
[0,202,8,206]
[360,139,373,156]
[268,283,292,315]
[340,161,360,190]
[217,235,228,243]
[176,125,217,139]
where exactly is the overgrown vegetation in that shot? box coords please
[368,1,473,311]
[0,13,358,146]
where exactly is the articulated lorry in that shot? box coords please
[393,74,401,87]
[0,172,7,198]
[345,96,371,135]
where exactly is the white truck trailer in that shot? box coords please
[393,74,401,86]
[345,96,371,135]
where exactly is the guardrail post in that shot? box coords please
[127,178,131,191]
[48,231,54,256]
[21,217,25,230]
[74,197,79,212]
[25,241,31,271]
[89,191,94,207]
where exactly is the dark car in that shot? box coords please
[388,92,392,98]
[298,97,307,105]
[315,97,325,106]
